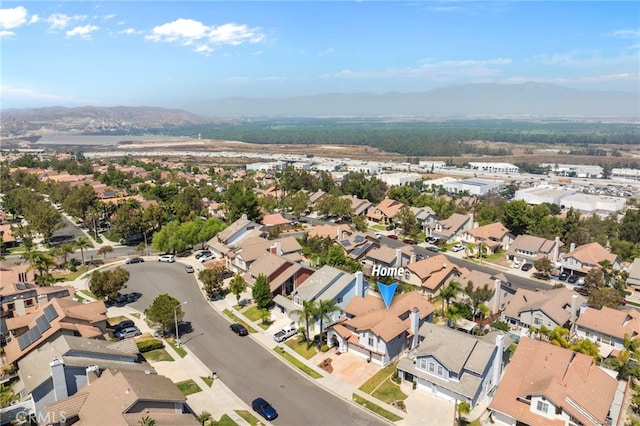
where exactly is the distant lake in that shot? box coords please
[35,134,177,146]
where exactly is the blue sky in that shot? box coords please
[1,1,638,109]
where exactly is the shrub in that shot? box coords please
[137,339,164,353]
[412,381,416,390]
[321,344,329,352]
[492,321,510,332]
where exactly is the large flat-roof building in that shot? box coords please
[560,193,627,214]
[514,185,576,206]
[468,162,519,174]
[378,172,423,187]
[443,178,504,196]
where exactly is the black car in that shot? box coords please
[125,257,145,264]
[252,397,278,421]
[567,275,579,284]
[107,293,128,307]
[126,292,142,303]
[112,319,135,332]
[521,263,533,271]
[558,272,569,281]
[230,323,248,336]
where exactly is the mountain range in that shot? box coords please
[184,82,639,118]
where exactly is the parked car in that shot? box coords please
[425,236,439,244]
[388,235,398,240]
[125,257,144,264]
[252,397,278,421]
[114,326,141,340]
[403,238,415,245]
[158,254,175,263]
[107,293,128,307]
[521,263,533,271]
[558,272,569,281]
[273,323,297,342]
[230,323,248,336]
[126,292,142,303]
[194,250,212,260]
[385,224,394,231]
[199,254,216,263]
[451,243,464,252]
[512,261,522,269]
[112,319,135,332]
[426,245,439,253]
[567,275,579,284]
[185,265,194,273]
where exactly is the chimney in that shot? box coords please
[396,248,403,268]
[409,308,420,350]
[241,214,247,220]
[410,254,416,264]
[14,298,26,316]
[85,365,100,384]
[493,279,502,314]
[570,294,578,324]
[570,242,576,253]
[38,294,48,308]
[468,213,475,230]
[552,236,561,263]
[492,334,505,386]
[50,358,69,400]
[354,271,366,297]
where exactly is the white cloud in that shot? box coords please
[29,14,39,24]
[146,18,266,54]
[119,28,141,35]
[332,57,512,81]
[66,24,99,39]
[46,13,86,31]
[0,30,15,38]
[606,29,640,39]
[0,6,28,30]
[103,14,116,21]
[193,44,213,55]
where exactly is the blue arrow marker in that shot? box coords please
[378,281,398,309]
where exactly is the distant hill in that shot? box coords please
[184,82,640,118]
[1,106,213,136]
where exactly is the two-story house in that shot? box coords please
[245,252,314,296]
[226,236,302,274]
[506,235,562,267]
[558,242,621,278]
[501,288,586,333]
[206,214,263,258]
[628,258,640,291]
[327,291,435,366]
[45,369,197,425]
[366,198,405,225]
[457,269,514,317]
[410,206,438,233]
[341,195,374,217]
[276,267,367,335]
[337,232,380,263]
[576,306,640,355]
[461,222,514,256]
[430,213,475,244]
[398,323,511,408]
[489,337,621,426]
[402,254,469,298]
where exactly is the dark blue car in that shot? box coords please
[252,397,278,421]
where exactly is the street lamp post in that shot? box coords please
[174,301,187,346]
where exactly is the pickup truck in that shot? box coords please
[273,324,298,343]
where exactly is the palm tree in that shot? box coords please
[456,400,470,425]
[316,299,342,347]
[60,243,76,265]
[97,245,114,259]
[291,300,318,347]
[439,282,459,314]
[138,416,156,426]
[27,251,56,281]
[75,237,92,266]
[195,411,212,426]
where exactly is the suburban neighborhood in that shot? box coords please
[1,147,640,426]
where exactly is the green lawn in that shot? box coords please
[201,376,213,388]
[223,309,257,333]
[210,414,238,426]
[273,346,322,379]
[79,289,98,300]
[166,338,187,358]
[371,378,408,404]
[285,337,318,360]
[102,231,121,243]
[369,224,387,231]
[234,410,260,426]
[359,363,397,394]
[143,348,174,362]
[241,305,264,322]
[352,393,403,422]
[176,379,202,395]
[52,266,88,281]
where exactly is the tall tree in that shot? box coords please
[89,267,130,299]
[439,282,459,314]
[145,294,184,334]
[75,237,93,266]
[394,206,420,238]
[465,282,492,320]
[291,300,318,345]
[199,267,225,300]
[63,184,97,222]
[225,181,262,222]
[252,274,273,309]
[229,273,247,305]
[316,299,342,346]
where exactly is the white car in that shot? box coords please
[158,254,175,263]
[452,244,464,252]
[199,254,216,263]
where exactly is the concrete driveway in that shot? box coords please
[309,347,381,388]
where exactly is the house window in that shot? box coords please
[420,359,427,370]
[534,317,542,325]
[428,362,435,373]
[337,297,343,304]
[24,299,34,307]
[7,303,14,311]
[437,365,443,376]
[367,333,375,347]
[404,271,410,281]
[536,400,549,413]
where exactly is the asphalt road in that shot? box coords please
[121,261,387,426]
